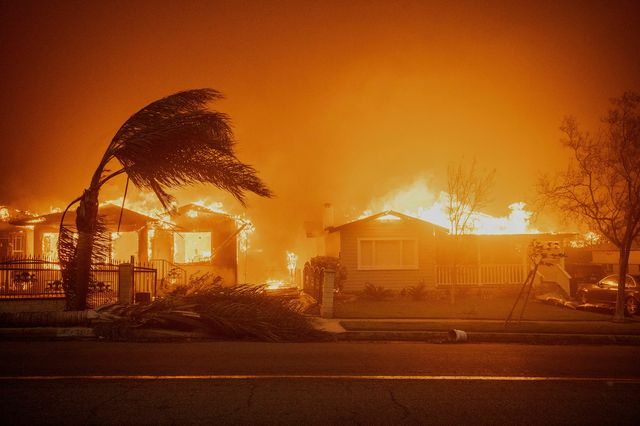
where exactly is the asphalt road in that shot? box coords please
[1,341,639,425]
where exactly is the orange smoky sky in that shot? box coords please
[1,0,639,280]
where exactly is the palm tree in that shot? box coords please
[59,89,272,310]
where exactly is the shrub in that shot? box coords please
[404,282,428,301]
[360,283,394,300]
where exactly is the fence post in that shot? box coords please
[320,269,335,318]
[118,259,135,304]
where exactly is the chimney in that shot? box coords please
[322,203,334,230]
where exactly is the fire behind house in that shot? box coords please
[309,207,576,295]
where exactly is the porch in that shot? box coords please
[435,264,527,287]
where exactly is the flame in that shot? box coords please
[361,179,538,235]
[192,199,226,213]
[102,192,171,221]
[265,279,287,290]
[235,216,255,253]
[0,207,9,221]
[569,231,601,248]
[287,251,298,276]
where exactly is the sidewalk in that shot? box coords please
[312,317,640,345]
[3,316,640,345]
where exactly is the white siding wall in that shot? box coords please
[338,220,438,292]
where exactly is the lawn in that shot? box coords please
[333,294,611,321]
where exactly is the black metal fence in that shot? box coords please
[150,259,187,290]
[0,256,158,308]
[0,257,64,299]
[89,262,120,308]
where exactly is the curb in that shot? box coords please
[0,327,96,340]
[2,327,640,345]
[337,330,640,345]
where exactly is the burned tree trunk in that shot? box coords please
[614,240,632,322]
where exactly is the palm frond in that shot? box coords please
[93,276,328,342]
[104,89,272,208]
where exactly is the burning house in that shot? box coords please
[11,204,155,262]
[0,221,29,259]
[8,203,241,286]
[160,203,239,285]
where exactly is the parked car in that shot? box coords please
[576,274,640,316]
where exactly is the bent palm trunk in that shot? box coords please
[69,189,99,311]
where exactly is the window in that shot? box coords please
[357,238,418,270]
[174,232,212,264]
[110,232,138,262]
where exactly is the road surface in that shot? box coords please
[1,341,639,424]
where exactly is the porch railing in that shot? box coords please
[436,264,525,286]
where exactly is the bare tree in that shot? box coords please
[447,159,495,235]
[59,89,273,310]
[446,159,495,302]
[538,91,640,321]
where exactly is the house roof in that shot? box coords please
[327,210,449,234]
[174,203,231,218]
[11,204,157,228]
[0,221,18,232]
[582,242,640,251]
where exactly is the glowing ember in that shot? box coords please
[265,279,286,290]
[361,179,538,235]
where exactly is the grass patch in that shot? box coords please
[339,319,640,335]
[334,294,612,321]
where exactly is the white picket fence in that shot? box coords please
[436,264,525,286]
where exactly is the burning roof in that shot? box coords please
[10,203,157,228]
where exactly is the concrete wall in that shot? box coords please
[0,299,65,313]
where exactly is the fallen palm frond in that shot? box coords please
[93,275,328,342]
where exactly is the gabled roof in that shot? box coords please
[328,210,448,234]
[11,204,156,228]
